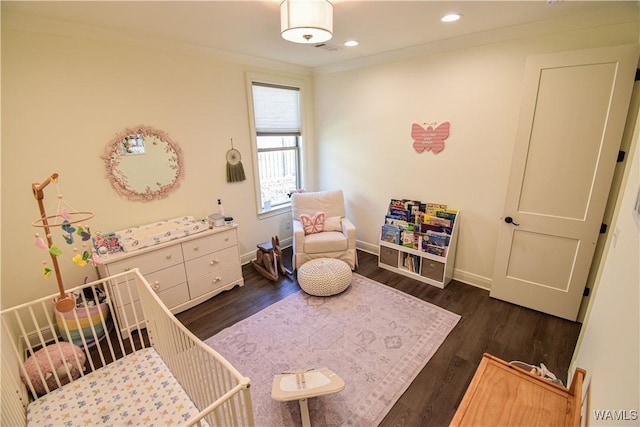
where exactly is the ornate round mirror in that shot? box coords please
[102,125,184,201]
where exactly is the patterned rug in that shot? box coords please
[205,273,460,426]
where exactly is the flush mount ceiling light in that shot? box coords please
[281,0,333,44]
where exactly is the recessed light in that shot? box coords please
[441,13,461,23]
[344,40,359,47]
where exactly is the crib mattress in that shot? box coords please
[27,347,202,427]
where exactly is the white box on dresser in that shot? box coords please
[97,225,243,334]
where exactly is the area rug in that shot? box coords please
[205,273,460,426]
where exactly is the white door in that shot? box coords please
[490,44,638,321]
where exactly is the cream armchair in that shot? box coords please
[291,189,358,270]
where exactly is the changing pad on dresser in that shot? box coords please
[116,215,208,252]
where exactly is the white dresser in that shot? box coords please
[97,225,243,333]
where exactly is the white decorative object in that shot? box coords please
[297,258,352,296]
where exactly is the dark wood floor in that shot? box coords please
[177,249,582,427]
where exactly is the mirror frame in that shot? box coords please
[102,125,184,201]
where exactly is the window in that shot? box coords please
[250,81,302,213]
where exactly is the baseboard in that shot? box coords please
[356,240,379,255]
[452,270,492,291]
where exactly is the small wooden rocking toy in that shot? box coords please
[252,235,291,281]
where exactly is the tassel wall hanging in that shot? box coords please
[225,138,246,183]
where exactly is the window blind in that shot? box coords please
[252,83,301,136]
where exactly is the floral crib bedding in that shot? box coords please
[26,347,201,427]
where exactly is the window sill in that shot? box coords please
[258,203,291,219]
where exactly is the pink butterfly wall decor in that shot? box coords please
[411,122,450,154]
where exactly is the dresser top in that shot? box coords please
[98,224,237,263]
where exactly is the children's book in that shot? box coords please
[389,207,411,221]
[425,203,447,215]
[388,199,404,213]
[400,229,414,248]
[422,214,452,228]
[435,209,457,223]
[381,224,401,244]
[385,216,409,229]
[426,230,450,247]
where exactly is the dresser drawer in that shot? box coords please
[107,245,184,278]
[146,264,187,293]
[188,263,242,299]
[182,230,237,262]
[115,281,189,331]
[109,264,186,306]
[184,246,240,280]
[156,281,189,309]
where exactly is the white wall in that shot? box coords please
[0,16,311,308]
[569,91,640,427]
[314,20,639,288]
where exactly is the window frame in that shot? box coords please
[246,73,309,218]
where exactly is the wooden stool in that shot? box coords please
[252,235,291,281]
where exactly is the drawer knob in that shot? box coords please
[152,281,160,291]
[193,247,200,252]
[166,255,172,260]
[224,237,229,241]
[209,259,219,265]
[124,267,131,272]
[212,276,222,283]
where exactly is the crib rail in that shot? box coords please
[134,269,255,427]
[1,269,254,427]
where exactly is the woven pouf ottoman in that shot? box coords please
[297,258,353,296]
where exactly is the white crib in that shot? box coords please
[1,269,255,427]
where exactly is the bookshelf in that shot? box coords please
[378,200,459,289]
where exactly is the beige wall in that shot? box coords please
[314,20,639,288]
[0,17,311,308]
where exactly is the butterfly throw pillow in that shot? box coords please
[300,212,325,235]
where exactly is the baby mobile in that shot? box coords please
[32,173,104,313]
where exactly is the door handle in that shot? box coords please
[504,216,520,226]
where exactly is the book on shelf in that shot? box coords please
[425,203,447,215]
[381,224,401,244]
[401,252,421,273]
[435,209,458,223]
[385,215,409,229]
[388,199,404,212]
[389,207,411,221]
[426,230,450,246]
[422,214,452,228]
[383,198,457,255]
[400,229,414,248]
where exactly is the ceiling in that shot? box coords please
[2,1,638,72]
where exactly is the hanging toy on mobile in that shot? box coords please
[31,173,101,312]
